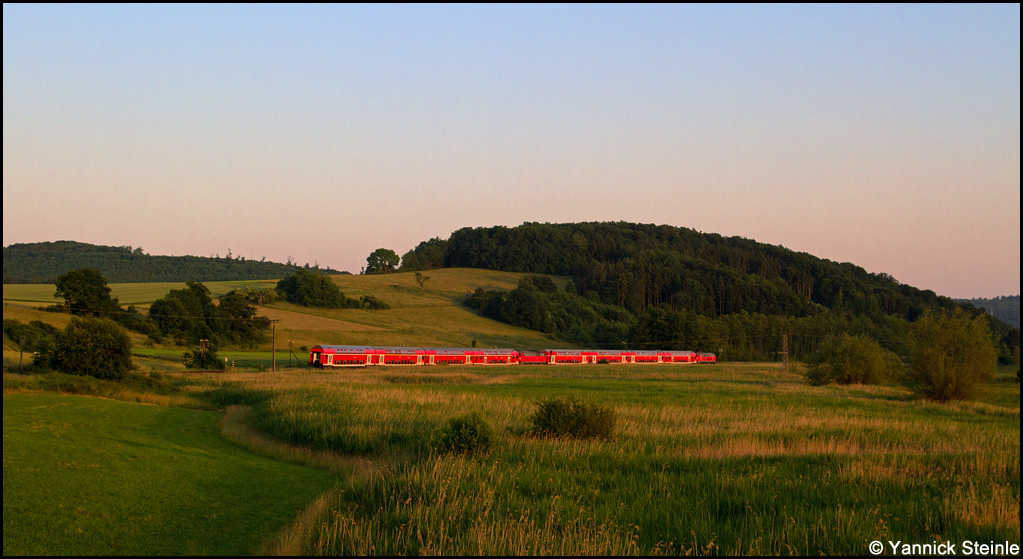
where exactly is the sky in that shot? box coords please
[3,4,1019,299]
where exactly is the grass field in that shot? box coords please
[188,362,1019,555]
[2,393,338,555]
[4,269,565,352]
[262,269,570,351]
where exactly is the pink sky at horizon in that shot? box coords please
[3,5,1019,299]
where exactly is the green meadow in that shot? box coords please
[2,393,337,555]
[3,270,1020,555]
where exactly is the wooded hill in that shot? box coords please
[405,222,964,321]
[3,241,343,284]
[399,222,1019,360]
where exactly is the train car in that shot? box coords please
[696,352,717,364]
[519,354,547,365]
[309,345,374,367]
[310,345,521,368]
[633,350,661,364]
[543,348,697,365]
[543,349,586,365]
[660,350,697,364]
[374,347,421,366]
[477,348,519,365]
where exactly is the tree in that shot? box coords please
[276,269,350,307]
[49,317,133,380]
[905,309,997,401]
[400,250,421,272]
[803,334,902,386]
[414,271,430,288]
[54,268,121,317]
[365,248,399,274]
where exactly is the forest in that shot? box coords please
[406,222,1019,361]
[3,241,343,284]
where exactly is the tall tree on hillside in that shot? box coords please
[54,268,121,317]
[365,248,399,274]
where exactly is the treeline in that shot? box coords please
[397,222,1019,361]
[3,241,344,284]
[955,295,1020,329]
[467,275,1020,364]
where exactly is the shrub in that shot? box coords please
[530,396,616,440]
[437,412,496,454]
[181,347,226,371]
[905,309,997,401]
[3,319,58,353]
[49,317,134,381]
[804,334,902,386]
[359,294,390,310]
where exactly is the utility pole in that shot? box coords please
[782,334,789,374]
[19,336,26,374]
[270,320,280,372]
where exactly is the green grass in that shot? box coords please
[2,393,337,555]
[132,348,306,370]
[976,364,1021,408]
[192,363,1020,555]
[262,268,570,351]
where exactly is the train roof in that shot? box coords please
[312,345,374,352]
[312,345,518,354]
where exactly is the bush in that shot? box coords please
[359,294,390,310]
[905,310,997,401]
[3,319,58,353]
[804,334,903,386]
[49,317,134,381]
[181,347,226,371]
[436,412,496,454]
[530,396,616,440]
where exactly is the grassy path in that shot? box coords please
[2,394,337,555]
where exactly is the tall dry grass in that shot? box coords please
[205,363,1018,555]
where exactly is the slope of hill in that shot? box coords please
[956,296,1020,328]
[264,268,568,351]
[3,241,343,284]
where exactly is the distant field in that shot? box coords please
[262,268,568,351]
[2,393,337,555]
[4,269,562,352]
[3,279,279,306]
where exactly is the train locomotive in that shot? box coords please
[309,345,716,368]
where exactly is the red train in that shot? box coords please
[309,345,716,368]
